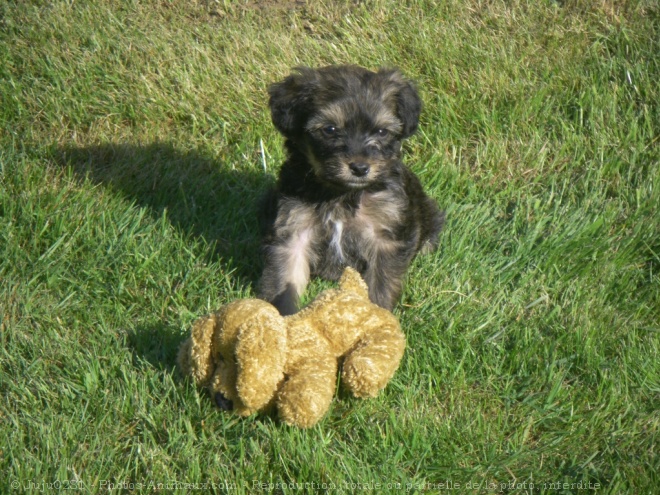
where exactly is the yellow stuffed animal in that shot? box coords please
[177,267,406,428]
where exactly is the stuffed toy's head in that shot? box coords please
[177,267,405,428]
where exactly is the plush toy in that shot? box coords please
[177,267,406,428]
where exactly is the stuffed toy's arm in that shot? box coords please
[276,356,338,428]
[341,308,406,398]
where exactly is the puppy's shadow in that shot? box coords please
[55,142,273,374]
[55,141,272,284]
[126,322,184,374]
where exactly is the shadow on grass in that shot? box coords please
[127,322,186,374]
[53,141,273,372]
[54,141,272,283]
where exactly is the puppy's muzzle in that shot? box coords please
[349,161,370,177]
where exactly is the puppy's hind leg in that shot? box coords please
[363,250,411,311]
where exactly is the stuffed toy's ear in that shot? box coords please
[268,67,319,138]
[177,314,217,387]
[339,267,370,298]
[234,304,288,411]
[377,68,422,139]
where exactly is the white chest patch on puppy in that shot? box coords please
[329,219,345,262]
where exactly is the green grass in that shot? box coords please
[1,0,658,493]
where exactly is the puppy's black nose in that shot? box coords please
[349,162,370,177]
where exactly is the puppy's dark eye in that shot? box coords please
[321,125,338,137]
[376,128,389,138]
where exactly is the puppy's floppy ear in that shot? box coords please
[268,67,319,137]
[378,68,422,139]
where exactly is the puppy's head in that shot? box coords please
[269,65,421,190]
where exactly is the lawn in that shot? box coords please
[1,0,658,493]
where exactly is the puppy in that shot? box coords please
[259,65,444,315]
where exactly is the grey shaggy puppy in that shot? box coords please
[259,65,444,315]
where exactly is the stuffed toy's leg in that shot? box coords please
[341,309,406,398]
[276,356,338,428]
